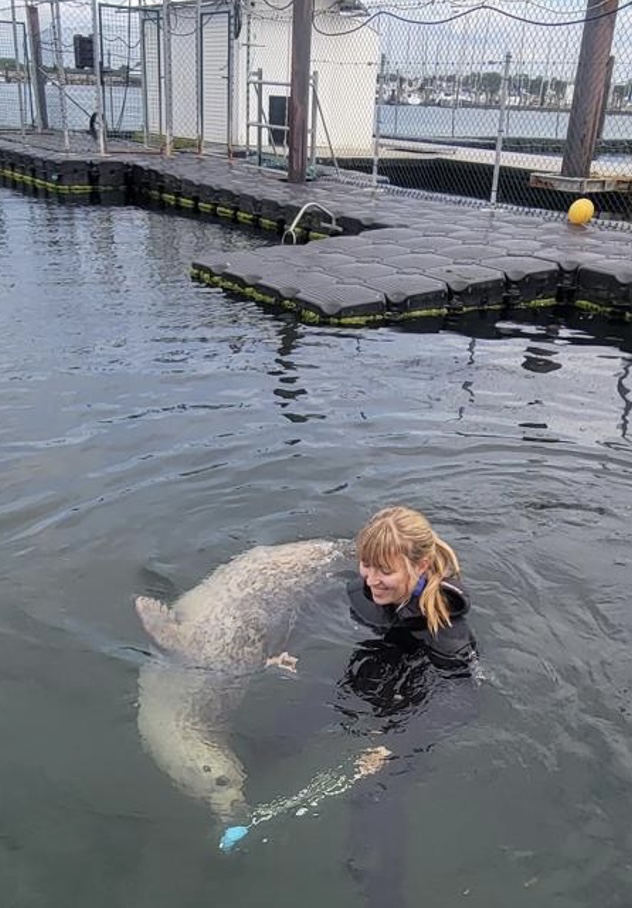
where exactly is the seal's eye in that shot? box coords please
[215,775,230,787]
[202,765,212,773]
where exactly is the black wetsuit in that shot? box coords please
[346,575,477,670]
[343,576,478,908]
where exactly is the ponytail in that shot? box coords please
[419,534,460,635]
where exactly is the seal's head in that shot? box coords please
[184,739,249,824]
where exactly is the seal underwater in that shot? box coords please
[135,539,347,825]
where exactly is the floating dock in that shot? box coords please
[192,212,632,325]
[1,134,631,326]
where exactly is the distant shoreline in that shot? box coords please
[380,100,632,117]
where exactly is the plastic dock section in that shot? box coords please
[192,202,632,326]
[0,137,630,326]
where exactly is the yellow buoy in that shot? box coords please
[568,198,595,225]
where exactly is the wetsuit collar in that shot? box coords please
[412,574,427,597]
[396,574,426,613]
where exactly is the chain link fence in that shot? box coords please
[0,8,29,134]
[98,2,145,141]
[0,0,146,152]
[0,0,631,216]
[357,0,632,213]
[0,0,238,154]
[244,0,379,174]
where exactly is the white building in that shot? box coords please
[141,0,380,157]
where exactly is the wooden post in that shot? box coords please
[25,3,48,130]
[561,0,618,178]
[288,0,312,183]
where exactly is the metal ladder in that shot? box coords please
[281,202,342,244]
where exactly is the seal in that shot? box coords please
[135,539,348,825]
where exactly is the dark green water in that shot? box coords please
[1,187,632,908]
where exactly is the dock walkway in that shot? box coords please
[1,134,630,325]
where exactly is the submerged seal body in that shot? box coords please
[135,539,347,823]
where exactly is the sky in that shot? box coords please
[1,0,630,86]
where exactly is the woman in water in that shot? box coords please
[347,505,476,670]
[343,507,477,906]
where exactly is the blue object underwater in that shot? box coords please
[219,825,250,852]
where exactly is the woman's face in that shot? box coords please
[360,557,420,606]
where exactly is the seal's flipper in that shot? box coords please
[135,596,183,653]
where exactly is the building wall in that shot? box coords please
[142,11,162,137]
[238,0,379,154]
[142,0,379,154]
[142,3,232,146]
[169,5,198,140]
[311,11,379,155]
[200,10,232,146]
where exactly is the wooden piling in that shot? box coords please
[561,0,618,178]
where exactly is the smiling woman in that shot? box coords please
[347,506,477,669]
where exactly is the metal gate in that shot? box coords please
[0,17,31,134]
[138,1,234,153]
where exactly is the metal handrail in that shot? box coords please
[281,201,342,245]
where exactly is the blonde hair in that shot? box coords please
[356,506,460,635]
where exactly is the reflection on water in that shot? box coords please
[617,361,632,440]
[2,187,632,908]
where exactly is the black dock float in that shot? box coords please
[193,216,632,325]
[576,261,632,312]
[1,135,631,325]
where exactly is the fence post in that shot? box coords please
[162,0,173,155]
[309,70,318,174]
[372,53,385,188]
[50,0,70,153]
[92,0,106,154]
[10,0,26,134]
[244,8,252,160]
[25,2,47,130]
[256,67,263,167]
[139,13,150,145]
[490,52,511,207]
[196,0,204,154]
[226,10,234,157]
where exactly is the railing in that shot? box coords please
[246,69,318,172]
[246,69,341,178]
